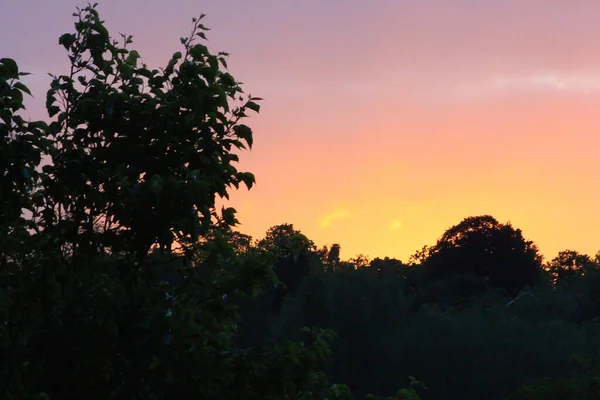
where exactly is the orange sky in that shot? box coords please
[2,1,600,261]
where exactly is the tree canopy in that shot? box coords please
[422,215,542,294]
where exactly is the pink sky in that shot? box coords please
[3,1,600,261]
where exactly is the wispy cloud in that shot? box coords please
[389,219,402,232]
[496,72,600,92]
[319,208,351,228]
[448,71,600,100]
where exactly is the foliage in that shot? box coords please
[507,354,600,400]
[255,224,317,314]
[257,223,315,261]
[0,57,49,272]
[237,218,600,400]
[0,5,352,399]
[39,5,260,261]
[422,215,542,294]
[0,56,49,397]
[546,250,599,285]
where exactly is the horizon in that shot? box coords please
[2,1,600,261]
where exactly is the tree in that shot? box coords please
[257,224,316,313]
[258,224,314,257]
[408,245,432,266]
[546,250,598,285]
[39,5,260,262]
[367,257,422,288]
[0,57,51,394]
[327,243,341,265]
[258,224,315,286]
[0,6,352,399]
[0,57,49,272]
[423,215,542,294]
[349,254,370,269]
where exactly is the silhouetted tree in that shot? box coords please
[258,224,314,312]
[327,243,341,265]
[423,215,542,294]
[226,230,254,254]
[546,250,598,285]
[258,224,314,256]
[0,7,353,399]
[408,245,432,266]
[349,254,370,269]
[368,257,404,277]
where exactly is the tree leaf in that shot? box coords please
[126,50,140,66]
[245,101,260,113]
[13,82,31,96]
[0,58,18,75]
[189,44,208,60]
[237,172,255,190]
[58,33,76,50]
[234,124,253,149]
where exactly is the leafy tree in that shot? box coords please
[258,223,315,260]
[423,215,542,294]
[327,243,341,265]
[0,5,353,399]
[349,254,370,269]
[256,224,316,313]
[408,245,432,266]
[546,250,598,285]
[0,57,49,272]
[0,57,50,395]
[39,4,259,261]
[368,257,407,279]
[224,230,254,255]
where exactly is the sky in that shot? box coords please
[2,1,600,262]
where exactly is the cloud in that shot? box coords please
[447,71,600,100]
[389,219,403,232]
[319,208,351,228]
[495,72,600,92]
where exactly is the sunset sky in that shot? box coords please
[2,1,600,261]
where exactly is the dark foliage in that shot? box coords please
[0,6,357,400]
[422,215,542,294]
[237,221,600,400]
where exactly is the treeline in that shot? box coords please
[234,218,600,400]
